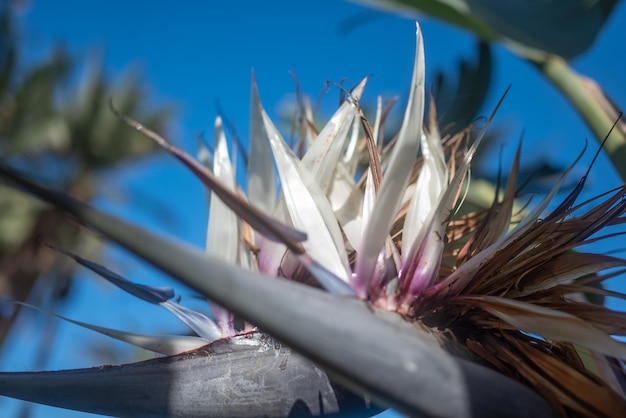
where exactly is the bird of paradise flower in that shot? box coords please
[0,23,625,417]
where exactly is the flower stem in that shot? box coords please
[532,54,626,182]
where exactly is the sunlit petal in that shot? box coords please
[247,72,276,215]
[355,23,425,297]
[261,106,352,287]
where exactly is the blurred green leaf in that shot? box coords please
[356,0,618,59]
[354,0,626,183]
[355,0,500,41]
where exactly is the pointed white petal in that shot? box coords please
[161,301,222,341]
[303,79,366,251]
[206,116,238,266]
[403,88,510,299]
[302,77,367,193]
[208,301,235,336]
[261,109,352,287]
[247,72,276,215]
[402,130,447,258]
[355,23,425,296]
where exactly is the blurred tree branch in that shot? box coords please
[0,4,173,356]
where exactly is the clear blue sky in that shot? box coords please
[2,1,626,417]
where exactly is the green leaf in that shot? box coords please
[0,164,556,417]
[355,0,618,59]
[355,0,500,41]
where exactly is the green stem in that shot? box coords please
[532,54,626,182]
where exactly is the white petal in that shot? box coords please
[402,130,447,258]
[262,109,352,287]
[331,165,363,251]
[302,77,367,193]
[161,301,223,341]
[247,72,277,215]
[355,23,425,296]
[403,88,510,299]
[206,116,239,266]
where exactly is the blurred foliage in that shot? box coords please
[0,5,172,356]
[356,0,626,182]
[357,0,618,59]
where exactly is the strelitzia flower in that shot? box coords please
[1,23,625,418]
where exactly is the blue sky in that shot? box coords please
[2,1,626,417]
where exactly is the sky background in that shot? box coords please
[2,1,626,417]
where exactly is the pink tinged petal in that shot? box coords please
[397,127,448,301]
[384,240,403,310]
[261,108,353,288]
[109,101,306,250]
[402,130,447,259]
[255,232,288,276]
[356,98,394,297]
[205,117,238,337]
[247,72,276,216]
[401,88,510,302]
[400,219,444,302]
[368,238,402,307]
[254,200,292,276]
[207,302,235,336]
[355,23,425,298]
[15,302,209,355]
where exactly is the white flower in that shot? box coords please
[2,22,625,418]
